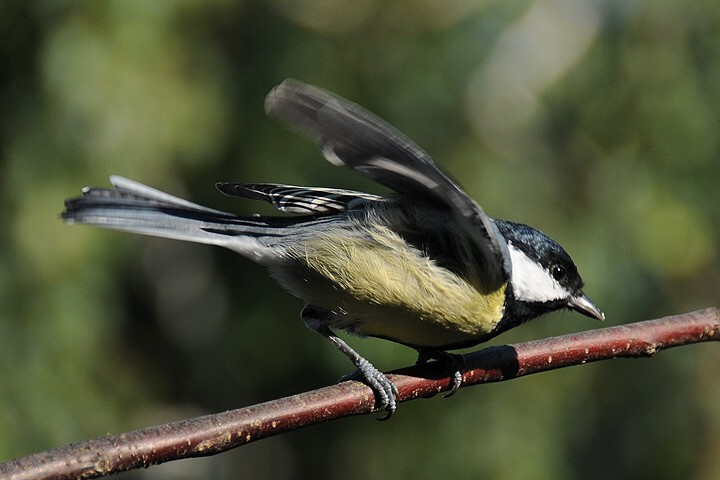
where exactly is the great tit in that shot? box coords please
[62,79,604,418]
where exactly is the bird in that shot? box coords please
[62,79,604,418]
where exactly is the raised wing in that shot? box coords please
[264,79,510,291]
[216,183,380,215]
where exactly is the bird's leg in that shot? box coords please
[301,305,398,419]
[415,348,465,397]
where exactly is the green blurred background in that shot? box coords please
[1,1,719,479]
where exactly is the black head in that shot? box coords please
[494,220,603,328]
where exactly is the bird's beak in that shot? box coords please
[568,293,605,321]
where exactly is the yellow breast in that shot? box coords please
[288,224,506,348]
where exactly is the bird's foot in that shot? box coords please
[341,358,399,420]
[416,350,465,397]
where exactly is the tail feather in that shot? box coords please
[62,176,291,263]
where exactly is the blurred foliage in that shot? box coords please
[1,0,719,479]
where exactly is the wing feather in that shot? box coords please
[216,183,380,215]
[265,79,510,291]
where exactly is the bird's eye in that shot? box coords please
[551,265,567,281]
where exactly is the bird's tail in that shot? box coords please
[62,176,295,263]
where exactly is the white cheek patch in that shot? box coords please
[508,244,569,303]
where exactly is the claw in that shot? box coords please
[353,357,398,419]
[444,367,463,397]
[416,349,465,397]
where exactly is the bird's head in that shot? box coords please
[496,220,604,323]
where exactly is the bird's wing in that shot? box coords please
[265,79,510,291]
[216,183,381,215]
